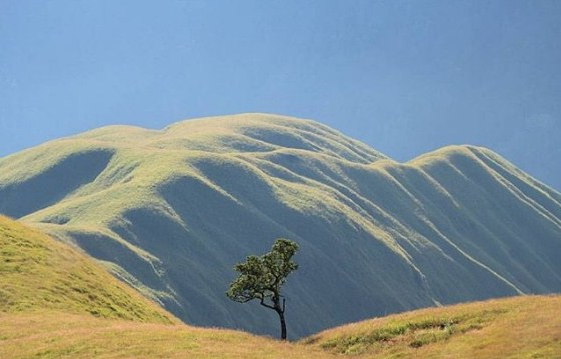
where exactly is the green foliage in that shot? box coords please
[227,239,299,305]
[227,238,299,339]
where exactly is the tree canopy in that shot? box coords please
[227,238,299,340]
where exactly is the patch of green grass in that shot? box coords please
[318,309,505,354]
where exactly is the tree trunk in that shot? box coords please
[277,309,287,340]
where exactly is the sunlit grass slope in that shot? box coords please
[0,113,560,338]
[305,295,561,358]
[0,215,173,322]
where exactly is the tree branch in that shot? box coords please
[260,297,276,310]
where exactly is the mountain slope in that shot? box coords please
[1,113,560,338]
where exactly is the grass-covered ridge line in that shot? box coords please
[0,215,174,323]
[305,295,561,358]
[0,113,560,337]
[314,308,507,353]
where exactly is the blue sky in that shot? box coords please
[1,1,560,188]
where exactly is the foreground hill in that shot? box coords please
[305,294,561,358]
[4,298,560,359]
[1,312,328,359]
[1,113,560,337]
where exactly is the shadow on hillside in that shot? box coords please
[0,150,113,218]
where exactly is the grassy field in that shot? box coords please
[0,312,329,359]
[0,215,325,358]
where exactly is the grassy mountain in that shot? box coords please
[1,113,560,338]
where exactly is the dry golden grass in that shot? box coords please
[1,296,559,358]
[305,295,561,358]
[0,311,332,359]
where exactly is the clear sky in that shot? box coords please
[1,1,560,189]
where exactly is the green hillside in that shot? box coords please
[0,215,174,322]
[0,113,560,338]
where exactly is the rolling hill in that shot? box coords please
[2,215,560,358]
[305,294,561,358]
[1,113,560,338]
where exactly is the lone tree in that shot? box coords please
[226,238,299,340]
